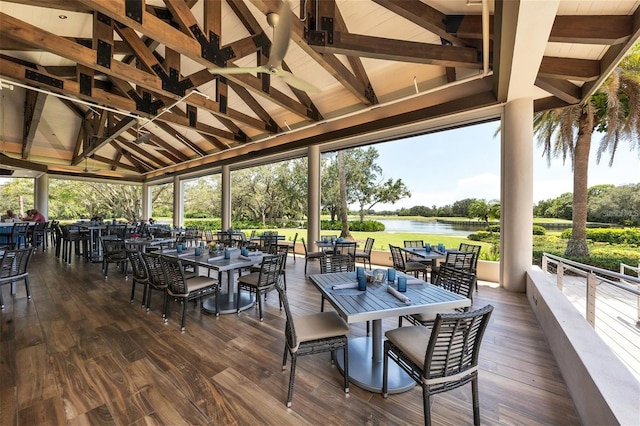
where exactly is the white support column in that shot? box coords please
[142,182,151,221]
[173,175,183,228]
[500,97,534,292]
[307,145,321,251]
[221,165,231,230]
[34,174,48,219]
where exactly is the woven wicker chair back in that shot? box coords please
[141,252,168,289]
[403,240,424,248]
[434,265,476,300]
[320,253,352,273]
[126,249,148,281]
[458,243,482,270]
[159,256,189,295]
[0,247,32,280]
[389,245,406,270]
[423,305,493,383]
[257,253,284,287]
[274,277,297,349]
[363,237,375,254]
[443,251,476,273]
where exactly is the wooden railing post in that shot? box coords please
[557,262,564,291]
[586,272,596,327]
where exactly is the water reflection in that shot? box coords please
[377,219,483,235]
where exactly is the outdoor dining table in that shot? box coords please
[315,239,359,252]
[124,237,175,253]
[161,247,263,314]
[399,246,447,267]
[309,271,471,394]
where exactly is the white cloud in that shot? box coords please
[454,173,500,202]
[533,179,572,202]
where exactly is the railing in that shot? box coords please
[541,253,640,327]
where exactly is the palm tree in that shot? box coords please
[468,199,500,225]
[534,43,640,257]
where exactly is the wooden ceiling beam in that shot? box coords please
[319,4,370,109]
[535,77,581,105]
[22,89,47,159]
[0,57,137,112]
[77,117,137,163]
[581,7,640,100]
[0,38,133,54]
[457,14,632,45]
[123,128,188,164]
[116,150,154,173]
[152,120,209,157]
[116,137,172,169]
[550,16,633,45]
[90,152,140,173]
[313,32,480,68]
[372,0,468,47]
[251,0,373,105]
[0,12,271,133]
[114,25,160,74]
[79,0,312,120]
[538,57,600,82]
[226,0,316,123]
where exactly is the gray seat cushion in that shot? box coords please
[291,312,349,352]
[385,325,432,368]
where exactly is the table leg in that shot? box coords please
[335,319,415,393]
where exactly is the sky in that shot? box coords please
[373,121,640,211]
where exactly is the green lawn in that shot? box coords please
[241,228,495,257]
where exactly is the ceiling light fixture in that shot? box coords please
[58,15,68,19]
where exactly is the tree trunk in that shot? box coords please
[565,112,592,257]
[337,151,352,239]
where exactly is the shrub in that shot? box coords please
[532,225,546,235]
[487,224,500,233]
[320,219,385,232]
[532,235,640,272]
[560,228,640,246]
[349,220,385,232]
[468,231,497,242]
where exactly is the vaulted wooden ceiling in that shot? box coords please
[1,0,639,181]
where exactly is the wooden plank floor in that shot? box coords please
[0,248,581,425]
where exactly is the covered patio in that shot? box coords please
[1,0,640,423]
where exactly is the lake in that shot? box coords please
[378,219,480,235]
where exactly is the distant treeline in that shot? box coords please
[370,183,639,226]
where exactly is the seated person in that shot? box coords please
[25,208,46,223]
[148,217,155,225]
[1,209,19,222]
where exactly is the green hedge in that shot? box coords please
[320,219,385,232]
[532,235,640,271]
[468,231,495,242]
[561,228,640,246]
[470,226,546,240]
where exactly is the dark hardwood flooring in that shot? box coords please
[0,248,581,425]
